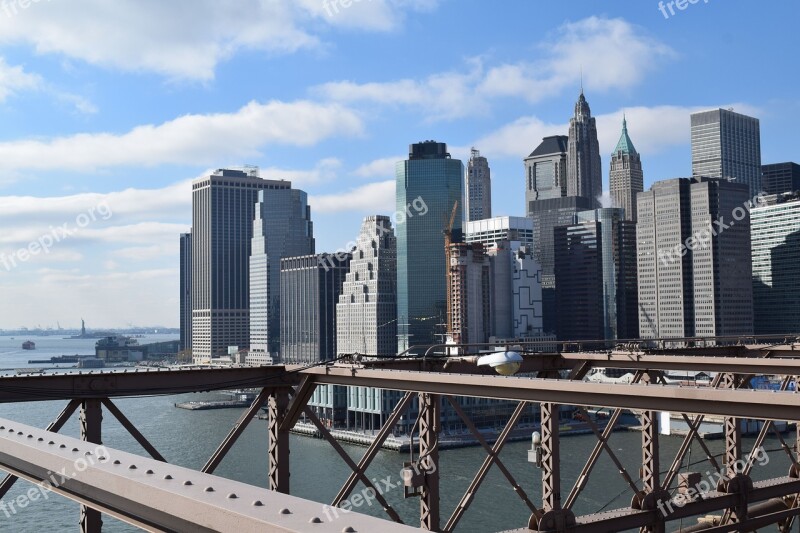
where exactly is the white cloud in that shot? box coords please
[261,158,342,186]
[313,17,674,120]
[310,180,394,213]
[0,57,41,101]
[0,100,363,173]
[353,155,404,178]
[0,0,441,81]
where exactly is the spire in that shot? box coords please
[580,66,583,95]
[613,115,637,155]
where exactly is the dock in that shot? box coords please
[174,400,251,410]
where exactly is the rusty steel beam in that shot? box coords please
[80,399,103,533]
[267,388,291,494]
[202,388,271,474]
[279,375,317,432]
[558,352,800,374]
[0,417,416,533]
[0,367,297,403]
[301,367,800,421]
[301,407,403,524]
[101,398,167,464]
[418,393,440,531]
[332,392,414,507]
[443,398,536,533]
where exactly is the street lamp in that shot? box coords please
[476,350,523,376]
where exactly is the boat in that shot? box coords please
[22,341,36,350]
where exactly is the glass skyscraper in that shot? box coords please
[179,232,192,352]
[396,141,463,352]
[249,185,315,359]
[751,194,800,334]
[465,148,491,222]
[691,108,762,197]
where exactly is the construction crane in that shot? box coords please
[444,201,458,342]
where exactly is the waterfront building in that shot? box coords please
[336,215,397,356]
[609,117,644,221]
[567,90,602,203]
[554,208,638,341]
[249,186,315,361]
[691,108,762,197]
[762,162,800,196]
[280,253,350,365]
[396,141,463,352]
[465,148,492,222]
[191,168,285,359]
[751,193,800,334]
[179,232,192,352]
[637,177,753,340]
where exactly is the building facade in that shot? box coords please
[396,141,463,352]
[447,243,492,346]
[336,216,397,357]
[179,232,192,352]
[609,117,644,221]
[524,136,568,206]
[466,148,491,222]
[280,253,350,364]
[691,108,762,197]
[555,208,638,341]
[637,177,753,340]
[485,242,545,340]
[567,91,602,203]
[465,216,534,247]
[191,168,279,359]
[249,186,315,360]
[751,193,800,334]
[762,162,800,196]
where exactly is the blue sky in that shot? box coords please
[0,0,797,328]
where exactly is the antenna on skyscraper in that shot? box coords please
[580,65,584,94]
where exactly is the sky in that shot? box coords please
[0,0,797,329]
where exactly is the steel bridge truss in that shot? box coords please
[0,343,799,532]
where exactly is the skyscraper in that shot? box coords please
[609,117,644,221]
[555,208,638,341]
[191,168,277,360]
[465,216,534,247]
[179,232,192,352]
[524,135,568,205]
[249,185,315,360]
[336,215,397,357]
[396,141,463,351]
[637,177,753,340]
[762,162,800,196]
[567,90,602,203]
[691,108,762,197]
[465,148,491,222]
[280,253,350,364]
[751,193,800,334]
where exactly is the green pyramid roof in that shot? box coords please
[613,116,637,155]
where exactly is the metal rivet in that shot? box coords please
[27,434,33,439]
[129,465,137,470]
[253,501,263,507]
[48,441,55,445]
[279,508,291,515]
[113,460,121,465]
[204,487,214,492]
[17,431,22,435]
[342,528,357,533]
[227,493,238,499]
[98,456,106,462]
[309,517,322,524]
[37,438,43,442]
[183,481,193,486]
[72,448,79,452]
[146,470,154,475]
[59,444,66,449]
[164,475,173,480]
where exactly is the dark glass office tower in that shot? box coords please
[762,162,800,195]
[396,141,463,352]
[691,108,762,197]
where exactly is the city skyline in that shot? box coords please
[0,1,798,328]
